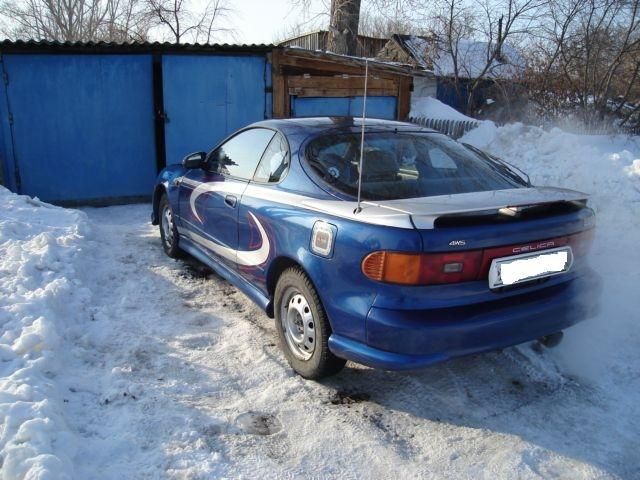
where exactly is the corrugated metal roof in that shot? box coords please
[0,39,274,54]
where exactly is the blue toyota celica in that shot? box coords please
[151,117,601,379]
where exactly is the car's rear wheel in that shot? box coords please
[274,267,346,379]
[159,193,182,258]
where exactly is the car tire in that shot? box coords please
[159,193,182,258]
[274,267,346,379]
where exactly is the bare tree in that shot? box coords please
[284,0,332,33]
[146,0,232,44]
[527,0,640,129]
[426,0,547,114]
[0,0,151,41]
[327,0,362,54]
[428,0,477,111]
[359,1,417,37]
[286,0,364,54]
[366,0,543,114]
[103,0,153,41]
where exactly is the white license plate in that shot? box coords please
[488,246,573,289]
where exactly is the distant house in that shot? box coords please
[378,34,525,114]
[379,34,523,79]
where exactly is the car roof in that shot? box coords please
[248,117,438,136]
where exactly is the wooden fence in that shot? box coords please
[409,116,480,139]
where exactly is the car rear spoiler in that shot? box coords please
[302,187,590,230]
[388,187,590,229]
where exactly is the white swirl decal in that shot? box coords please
[183,179,270,266]
[186,212,270,266]
[187,180,247,223]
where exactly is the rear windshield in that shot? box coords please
[305,132,524,200]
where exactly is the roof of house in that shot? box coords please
[388,34,524,80]
[0,40,274,54]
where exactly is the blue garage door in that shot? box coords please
[291,96,397,119]
[162,55,267,165]
[0,54,157,203]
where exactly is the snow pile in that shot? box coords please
[625,158,640,177]
[409,96,475,121]
[0,187,92,479]
[460,122,640,214]
[456,119,499,146]
[461,123,640,384]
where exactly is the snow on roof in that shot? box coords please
[393,34,524,80]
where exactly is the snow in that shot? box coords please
[410,96,475,121]
[459,119,500,145]
[399,35,524,80]
[461,123,640,386]
[625,158,640,177]
[1,122,639,478]
[0,188,91,479]
[434,38,524,80]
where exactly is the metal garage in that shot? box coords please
[0,41,273,204]
[0,53,157,203]
[0,42,413,205]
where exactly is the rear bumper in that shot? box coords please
[328,272,602,370]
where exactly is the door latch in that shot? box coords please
[224,195,237,208]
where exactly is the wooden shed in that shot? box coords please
[271,48,414,121]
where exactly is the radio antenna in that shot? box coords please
[354,59,369,214]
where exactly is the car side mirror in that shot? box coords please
[182,151,206,169]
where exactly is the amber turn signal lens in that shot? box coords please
[364,251,422,284]
[361,251,387,281]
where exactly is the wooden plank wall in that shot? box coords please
[272,48,413,120]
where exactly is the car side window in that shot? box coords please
[253,132,289,183]
[207,128,275,180]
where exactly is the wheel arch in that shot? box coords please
[151,184,167,225]
[265,256,305,318]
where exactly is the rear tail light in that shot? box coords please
[362,250,482,285]
[362,229,595,286]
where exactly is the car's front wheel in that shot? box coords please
[274,267,346,379]
[159,193,182,258]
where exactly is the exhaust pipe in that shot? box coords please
[538,331,564,348]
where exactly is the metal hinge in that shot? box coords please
[8,112,13,125]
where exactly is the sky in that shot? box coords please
[218,0,329,45]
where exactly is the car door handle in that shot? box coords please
[224,195,237,208]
